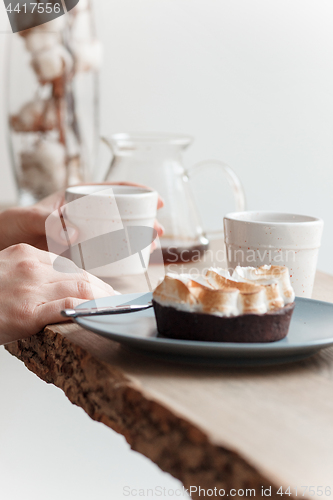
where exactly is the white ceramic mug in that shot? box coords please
[64,185,159,277]
[224,211,324,298]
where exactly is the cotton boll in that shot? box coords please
[73,39,103,72]
[20,141,67,198]
[31,44,73,82]
[71,11,92,41]
[10,99,58,132]
[11,100,45,132]
[25,31,61,54]
[38,16,66,32]
[73,0,89,12]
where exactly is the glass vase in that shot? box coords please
[7,0,102,205]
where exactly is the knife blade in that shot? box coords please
[61,302,153,319]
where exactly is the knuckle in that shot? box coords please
[81,270,89,280]
[76,279,92,298]
[9,243,33,256]
[63,297,77,310]
[16,258,40,276]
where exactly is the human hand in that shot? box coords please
[0,183,164,252]
[0,191,64,251]
[0,243,117,346]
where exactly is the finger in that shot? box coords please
[154,220,164,237]
[157,196,164,210]
[53,224,78,247]
[46,259,117,293]
[22,203,77,249]
[4,248,111,298]
[35,297,88,328]
[106,181,149,188]
[3,243,55,265]
[35,190,66,212]
[5,207,47,245]
[11,204,77,253]
[42,277,116,301]
[4,247,111,301]
[45,209,78,248]
[33,249,82,268]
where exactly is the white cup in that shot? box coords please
[64,185,159,277]
[224,211,324,298]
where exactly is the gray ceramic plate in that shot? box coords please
[74,294,333,366]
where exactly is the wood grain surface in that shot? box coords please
[5,247,333,500]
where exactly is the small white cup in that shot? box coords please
[224,211,324,298]
[64,185,159,277]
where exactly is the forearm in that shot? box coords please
[0,207,48,251]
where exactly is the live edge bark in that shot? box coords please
[6,329,285,500]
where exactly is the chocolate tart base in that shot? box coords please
[152,301,295,343]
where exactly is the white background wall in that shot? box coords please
[97,0,333,273]
[1,0,333,271]
[0,2,333,498]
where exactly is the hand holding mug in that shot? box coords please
[0,182,164,252]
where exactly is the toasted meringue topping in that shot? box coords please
[153,265,295,317]
[232,265,295,305]
[153,274,198,311]
[206,270,263,294]
[187,281,239,316]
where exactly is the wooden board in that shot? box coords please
[5,259,333,499]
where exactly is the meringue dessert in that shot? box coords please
[153,266,295,342]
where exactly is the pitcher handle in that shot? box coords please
[101,136,115,181]
[186,159,246,233]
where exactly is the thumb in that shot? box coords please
[23,206,49,236]
[44,209,78,249]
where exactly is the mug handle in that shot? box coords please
[185,159,246,234]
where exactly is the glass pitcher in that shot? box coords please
[102,133,246,263]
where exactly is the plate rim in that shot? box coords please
[74,294,333,354]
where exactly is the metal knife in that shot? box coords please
[61,302,153,319]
